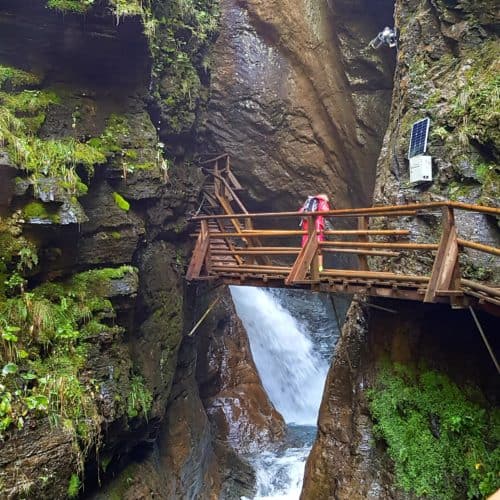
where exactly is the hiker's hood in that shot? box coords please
[315,194,329,202]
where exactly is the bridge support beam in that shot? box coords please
[286,217,319,285]
[186,220,210,280]
[424,207,462,306]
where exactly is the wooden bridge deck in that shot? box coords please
[187,155,500,314]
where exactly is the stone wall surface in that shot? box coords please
[0,1,208,497]
[371,0,499,278]
[302,299,499,499]
[202,0,395,211]
[89,286,283,500]
[302,2,499,498]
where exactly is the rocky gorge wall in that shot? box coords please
[0,0,217,497]
[302,300,499,499]
[1,0,497,499]
[302,0,499,498]
[202,0,395,211]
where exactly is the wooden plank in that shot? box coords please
[212,249,300,256]
[321,269,430,282]
[425,207,459,303]
[239,229,411,236]
[286,219,318,285]
[199,153,229,164]
[214,219,244,266]
[212,264,292,272]
[461,279,500,298]
[212,267,291,275]
[464,291,500,307]
[193,210,419,222]
[186,220,210,280]
[436,226,459,291]
[215,192,245,235]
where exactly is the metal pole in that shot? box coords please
[469,306,500,374]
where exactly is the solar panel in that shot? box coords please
[408,118,430,158]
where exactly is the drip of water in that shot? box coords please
[230,286,328,425]
[230,286,336,499]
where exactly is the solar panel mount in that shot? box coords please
[408,118,430,158]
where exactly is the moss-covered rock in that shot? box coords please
[368,363,500,499]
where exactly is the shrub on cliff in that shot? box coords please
[368,363,499,499]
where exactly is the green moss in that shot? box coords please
[47,0,95,13]
[0,73,107,196]
[451,41,500,148]
[22,201,48,219]
[448,181,474,201]
[0,265,136,445]
[90,114,129,156]
[0,90,59,114]
[22,201,60,223]
[126,375,152,419]
[111,0,144,17]
[368,363,500,499]
[22,113,47,134]
[0,65,40,90]
[70,265,136,304]
[67,473,81,498]
[148,0,219,135]
[112,192,130,212]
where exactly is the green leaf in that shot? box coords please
[2,363,18,377]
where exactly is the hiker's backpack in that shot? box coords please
[300,197,319,227]
[302,196,318,213]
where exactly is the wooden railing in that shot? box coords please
[188,156,500,311]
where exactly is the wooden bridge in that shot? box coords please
[187,155,500,314]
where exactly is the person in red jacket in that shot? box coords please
[299,194,331,272]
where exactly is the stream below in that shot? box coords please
[230,286,340,499]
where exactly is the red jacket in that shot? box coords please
[300,195,330,246]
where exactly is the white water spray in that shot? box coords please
[230,286,328,425]
[230,286,335,498]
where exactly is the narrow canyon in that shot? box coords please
[0,1,498,499]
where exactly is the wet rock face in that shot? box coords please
[0,2,206,496]
[302,301,499,499]
[92,287,283,500]
[196,288,286,454]
[203,0,395,210]
[369,0,499,279]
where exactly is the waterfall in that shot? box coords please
[230,286,338,499]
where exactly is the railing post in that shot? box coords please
[214,159,221,198]
[424,206,462,306]
[357,216,370,271]
[286,215,319,285]
[186,219,211,280]
[310,215,320,281]
[203,220,212,274]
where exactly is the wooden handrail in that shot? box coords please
[203,229,411,238]
[458,238,500,257]
[190,156,499,312]
[199,153,229,165]
[320,241,438,250]
[205,170,249,215]
[191,201,500,221]
[236,229,411,236]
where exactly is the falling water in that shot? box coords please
[230,286,339,499]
